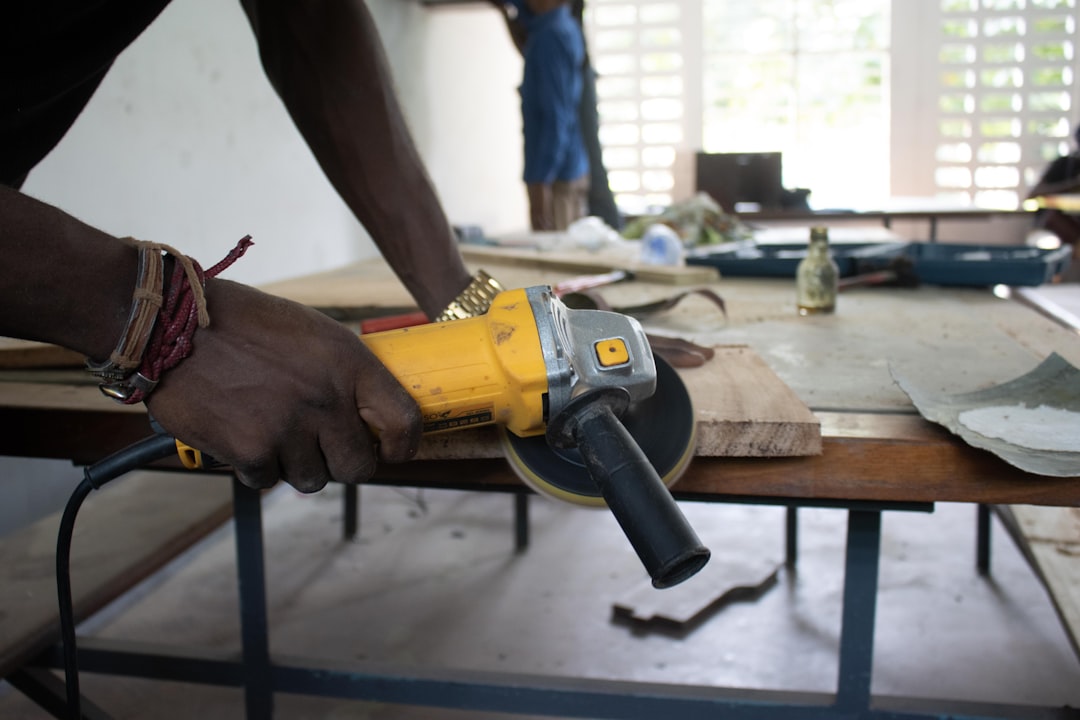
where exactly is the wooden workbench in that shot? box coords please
[3,254,1080,719]
[3,256,1078,506]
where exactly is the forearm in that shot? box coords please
[242,0,471,318]
[0,185,136,360]
[488,0,527,55]
[1029,176,1080,198]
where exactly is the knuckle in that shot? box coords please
[400,398,423,429]
[236,471,278,490]
[388,406,423,442]
[338,452,378,485]
[289,473,330,494]
[230,451,279,489]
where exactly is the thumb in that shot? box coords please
[358,382,423,463]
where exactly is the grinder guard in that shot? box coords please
[525,285,656,420]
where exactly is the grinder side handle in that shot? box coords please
[547,389,710,589]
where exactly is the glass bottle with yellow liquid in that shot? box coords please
[796,226,839,315]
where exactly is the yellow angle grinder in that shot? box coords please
[59,284,707,720]
[357,285,709,589]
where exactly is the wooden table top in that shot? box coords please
[3,255,1079,508]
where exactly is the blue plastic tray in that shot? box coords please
[905,243,1072,287]
[686,241,908,278]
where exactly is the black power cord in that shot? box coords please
[57,433,179,720]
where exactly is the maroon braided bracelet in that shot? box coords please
[116,235,253,405]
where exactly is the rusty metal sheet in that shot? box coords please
[892,352,1080,477]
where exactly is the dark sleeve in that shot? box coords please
[0,0,173,187]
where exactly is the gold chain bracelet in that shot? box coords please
[435,269,505,322]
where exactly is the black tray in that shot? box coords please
[905,243,1072,287]
[686,241,909,278]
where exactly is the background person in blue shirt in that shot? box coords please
[493,0,621,231]
[497,0,590,231]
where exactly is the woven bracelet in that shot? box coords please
[89,236,253,404]
[85,242,164,385]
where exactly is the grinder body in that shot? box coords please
[358,286,656,440]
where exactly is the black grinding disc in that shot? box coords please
[500,354,696,506]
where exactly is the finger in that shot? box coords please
[191,425,282,491]
[319,414,379,486]
[358,386,422,464]
[233,456,281,491]
[276,433,333,494]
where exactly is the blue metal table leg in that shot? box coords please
[343,484,359,541]
[786,506,799,569]
[514,492,530,552]
[976,504,992,576]
[836,509,882,713]
[233,479,274,719]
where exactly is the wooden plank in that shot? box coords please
[0,337,83,371]
[1006,505,1080,661]
[4,395,1078,506]
[680,345,821,457]
[816,410,931,442]
[417,345,823,459]
[460,244,719,285]
[1,409,1057,508]
[0,379,141,413]
[411,345,821,459]
[0,471,234,678]
[258,262,418,311]
[364,406,1080,507]
[673,433,1080,507]
[612,555,780,632]
[1016,286,1080,331]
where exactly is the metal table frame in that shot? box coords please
[11,477,1079,720]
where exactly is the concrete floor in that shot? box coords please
[1,483,1078,719]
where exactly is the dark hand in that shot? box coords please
[146,279,422,493]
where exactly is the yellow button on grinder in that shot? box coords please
[595,338,629,367]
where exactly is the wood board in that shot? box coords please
[0,337,83,370]
[1006,504,1080,662]
[0,471,234,678]
[460,244,719,285]
[258,262,418,314]
[678,345,821,457]
[612,554,781,632]
[412,345,820,460]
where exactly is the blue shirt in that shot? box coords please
[515,3,589,184]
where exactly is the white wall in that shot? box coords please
[21,0,527,288]
[4,0,528,535]
[373,2,529,234]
